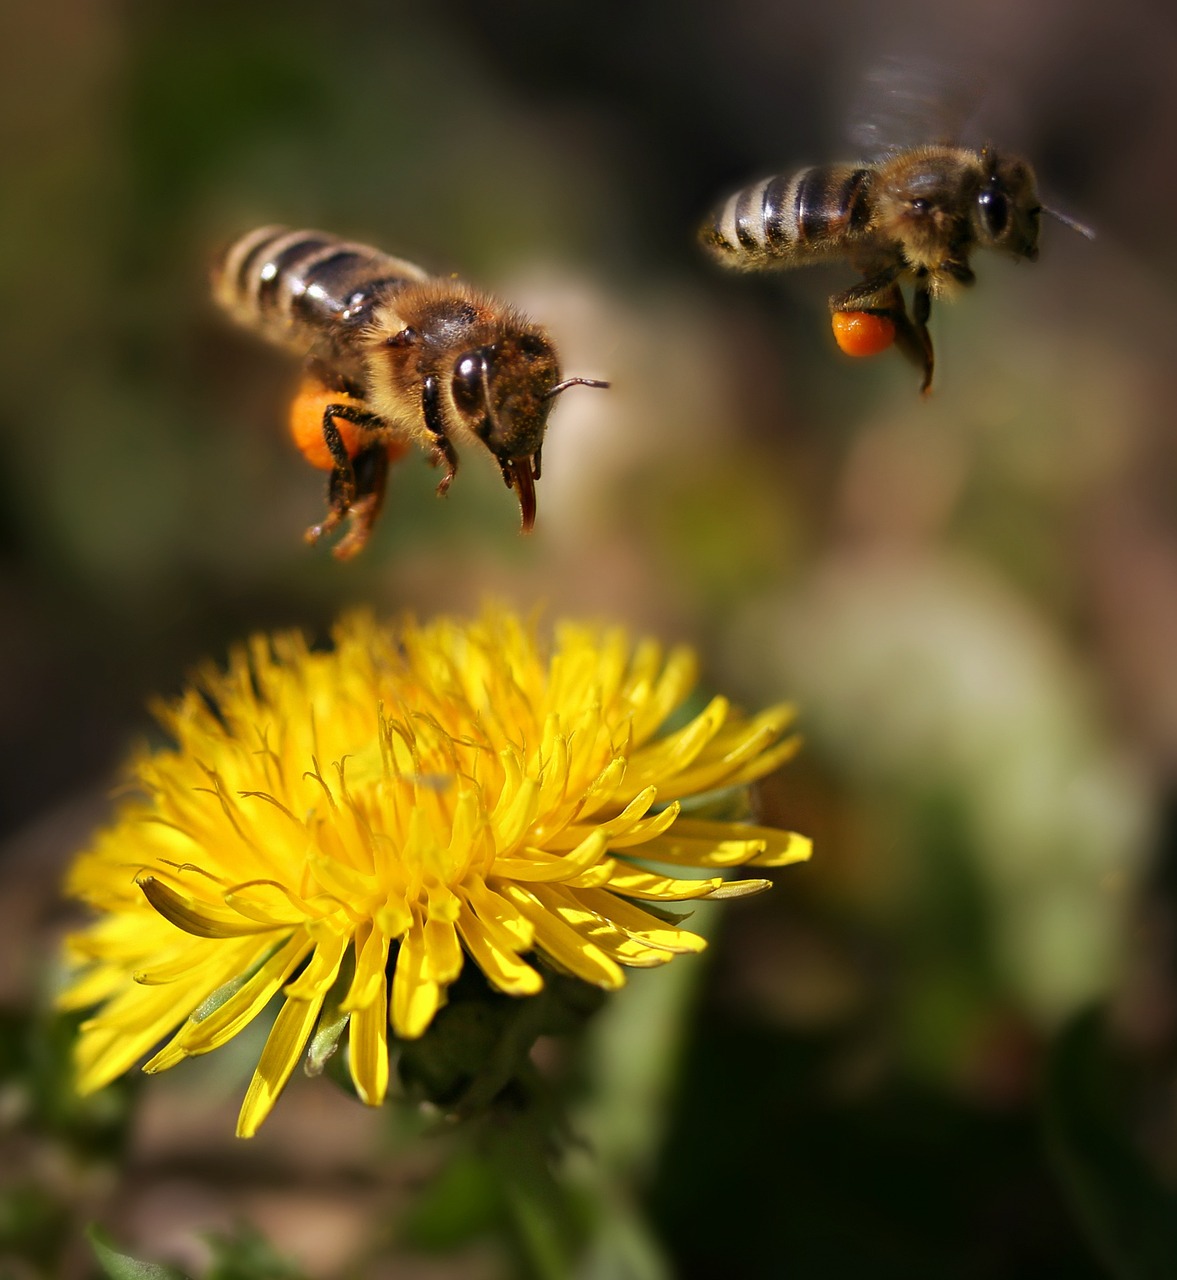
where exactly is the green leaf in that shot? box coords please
[89,1225,191,1280]
[1044,1008,1177,1280]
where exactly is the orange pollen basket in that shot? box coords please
[288,379,408,471]
[831,311,896,358]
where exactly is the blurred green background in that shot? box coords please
[4,0,1177,1276]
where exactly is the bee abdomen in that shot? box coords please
[701,165,875,269]
[212,226,429,353]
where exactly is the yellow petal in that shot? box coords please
[391,925,440,1039]
[575,887,707,953]
[661,721,800,800]
[603,867,723,901]
[493,830,610,883]
[423,916,463,985]
[635,833,768,868]
[222,878,315,925]
[629,645,698,745]
[542,789,657,851]
[623,698,729,792]
[570,755,627,821]
[341,922,390,1012]
[348,973,389,1106]
[59,964,126,1008]
[237,991,326,1138]
[136,875,279,939]
[656,820,813,867]
[464,878,536,949]
[492,769,540,855]
[456,903,542,996]
[500,884,625,990]
[79,936,266,1083]
[283,929,349,1001]
[160,932,311,1060]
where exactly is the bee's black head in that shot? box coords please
[445,330,562,532]
[975,150,1041,262]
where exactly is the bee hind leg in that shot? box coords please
[304,402,382,548]
[304,464,350,548]
[831,274,934,394]
[909,278,935,395]
[331,444,391,561]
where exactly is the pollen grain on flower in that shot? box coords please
[59,606,809,1136]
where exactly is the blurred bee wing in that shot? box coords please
[846,54,989,158]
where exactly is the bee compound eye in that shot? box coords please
[452,353,484,415]
[978,188,1009,239]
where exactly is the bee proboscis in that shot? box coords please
[212,226,608,557]
[700,145,1091,391]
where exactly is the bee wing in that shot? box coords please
[846,54,989,158]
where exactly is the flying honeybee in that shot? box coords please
[700,145,1091,391]
[212,226,608,557]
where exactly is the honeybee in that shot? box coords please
[213,226,608,557]
[700,145,1091,391]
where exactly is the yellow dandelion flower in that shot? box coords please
[60,606,809,1137]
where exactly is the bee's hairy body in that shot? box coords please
[213,226,600,555]
[701,145,1043,391]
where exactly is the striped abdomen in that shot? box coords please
[701,165,877,270]
[212,226,429,359]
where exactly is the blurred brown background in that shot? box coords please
[3,0,1177,1276]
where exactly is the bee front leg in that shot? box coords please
[431,436,459,497]
[421,372,459,497]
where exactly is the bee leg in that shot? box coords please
[304,403,382,547]
[910,280,935,394]
[881,296,933,394]
[421,372,459,496]
[431,436,460,497]
[304,465,350,547]
[331,444,390,561]
[830,265,903,312]
[833,275,934,393]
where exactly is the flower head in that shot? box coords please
[61,606,809,1136]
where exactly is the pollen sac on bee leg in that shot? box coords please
[831,310,896,358]
[288,380,368,471]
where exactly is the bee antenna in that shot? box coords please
[1043,205,1096,240]
[543,376,611,400]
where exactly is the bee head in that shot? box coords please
[446,331,608,532]
[445,329,561,532]
[975,151,1041,262]
[371,287,608,533]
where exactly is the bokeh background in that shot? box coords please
[4,0,1177,1276]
